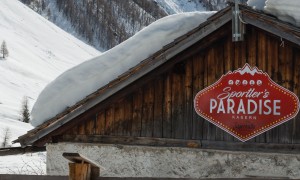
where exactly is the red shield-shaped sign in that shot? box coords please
[194,64,300,142]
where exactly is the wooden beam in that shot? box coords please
[0,174,216,180]
[201,140,300,154]
[63,153,100,168]
[59,135,300,153]
[0,146,45,156]
[59,135,201,148]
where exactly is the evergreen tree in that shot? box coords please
[1,127,11,148]
[21,96,30,123]
[0,40,9,59]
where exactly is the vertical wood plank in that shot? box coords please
[71,126,78,135]
[266,35,279,143]
[206,47,216,141]
[285,43,294,144]
[257,31,267,72]
[235,41,247,67]
[153,77,164,138]
[66,125,78,135]
[123,95,133,136]
[192,53,204,140]
[184,59,193,139]
[255,30,267,143]
[293,48,300,143]
[105,106,114,135]
[215,41,225,141]
[163,73,172,138]
[202,49,210,140]
[132,88,143,136]
[141,82,154,137]
[278,43,293,144]
[246,26,257,67]
[114,99,125,136]
[172,63,185,139]
[96,111,105,135]
[224,35,234,72]
[234,42,240,68]
[78,123,85,135]
[241,40,247,65]
[85,117,95,135]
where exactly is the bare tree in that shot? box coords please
[0,40,9,59]
[6,154,46,175]
[1,127,11,148]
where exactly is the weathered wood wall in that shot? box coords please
[64,23,300,144]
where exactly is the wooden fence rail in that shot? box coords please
[0,175,67,180]
[0,175,221,180]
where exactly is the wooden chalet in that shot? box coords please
[13,3,300,178]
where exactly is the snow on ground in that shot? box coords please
[31,11,215,127]
[0,0,100,174]
[0,152,46,175]
[156,0,206,14]
[247,0,300,27]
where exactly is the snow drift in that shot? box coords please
[30,11,215,126]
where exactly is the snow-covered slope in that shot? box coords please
[156,0,206,14]
[31,11,215,127]
[21,0,211,51]
[0,0,100,147]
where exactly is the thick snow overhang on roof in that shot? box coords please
[239,4,300,46]
[14,4,300,147]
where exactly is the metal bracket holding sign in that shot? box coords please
[194,64,300,142]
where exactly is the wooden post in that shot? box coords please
[69,163,91,180]
[63,153,100,180]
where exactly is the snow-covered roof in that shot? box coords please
[30,11,215,127]
[247,0,300,27]
[265,0,300,27]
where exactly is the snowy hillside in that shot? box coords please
[0,0,100,148]
[20,0,216,51]
[155,0,206,14]
[23,0,167,51]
